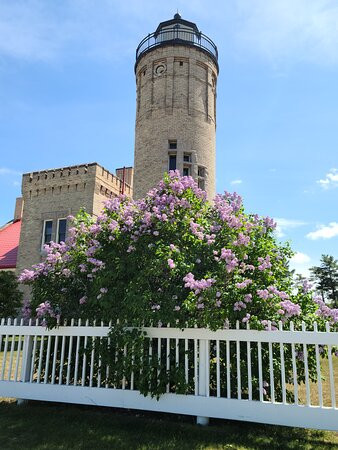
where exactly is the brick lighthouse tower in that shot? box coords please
[133,14,218,200]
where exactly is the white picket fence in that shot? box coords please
[0,318,337,431]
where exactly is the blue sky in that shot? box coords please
[0,0,337,276]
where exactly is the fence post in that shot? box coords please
[17,335,33,405]
[196,339,210,426]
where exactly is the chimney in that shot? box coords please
[14,197,24,221]
[116,167,134,187]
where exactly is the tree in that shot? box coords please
[0,270,23,318]
[19,172,337,398]
[310,255,338,307]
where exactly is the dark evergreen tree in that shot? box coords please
[0,271,23,318]
[310,255,338,307]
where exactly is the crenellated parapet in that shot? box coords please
[21,163,132,199]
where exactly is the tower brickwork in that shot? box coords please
[133,14,218,200]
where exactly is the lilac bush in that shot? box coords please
[19,172,337,398]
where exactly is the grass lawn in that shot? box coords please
[0,398,337,450]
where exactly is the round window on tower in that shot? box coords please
[154,63,166,76]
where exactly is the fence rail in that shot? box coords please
[0,318,337,431]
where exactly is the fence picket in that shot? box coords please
[279,321,287,404]
[236,321,241,400]
[268,321,275,403]
[226,339,230,398]
[194,324,198,396]
[73,319,81,386]
[302,321,311,406]
[258,341,263,402]
[36,331,44,383]
[290,322,298,405]
[14,319,24,382]
[29,320,38,382]
[185,337,188,384]
[44,335,52,384]
[105,320,112,389]
[89,320,96,388]
[58,330,66,385]
[66,319,75,386]
[166,323,170,394]
[7,318,17,381]
[216,339,220,398]
[246,322,252,401]
[51,335,59,385]
[82,319,89,387]
[1,318,11,381]
[314,322,323,407]
[326,322,336,408]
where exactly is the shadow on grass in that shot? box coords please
[0,399,337,449]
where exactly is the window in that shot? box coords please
[168,153,177,171]
[42,220,53,247]
[198,166,205,177]
[198,166,206,191]
[179,61,183,67]
[198,179,205,190]
[168,140,177,150]
[183,166,191,176]
[57,218,67,243]
[183,153,191,163]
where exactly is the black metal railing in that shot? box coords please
[136,28,218,66]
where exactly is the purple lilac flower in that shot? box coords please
[302,279,312,293]
[314,296,338,323]
[233,232,250,247]
[257,289,270,300]
[244,294,252,303]
[234,301,246,311]
[235,279,253,289]
[279,300,301,319]
[168,259,175,269]
[79,296,87,305]
[258,255,272,271]
[183,273,215,294]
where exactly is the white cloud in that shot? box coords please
[275,218,307,238]
[317,168,338,189]
[306,222,338,240]
[289,252,312,277]
[291,252,311,265]
[0,0,143,62]
[234,0,338,65]
[230,179,242,185]
[1,1,338,66]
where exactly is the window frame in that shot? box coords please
[198,165,206,191]
[168,140,177,150]
[41,219,53,249]
[168,152,177,171]
[183,165,191,177]
[56,218,67,244]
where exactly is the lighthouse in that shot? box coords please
[133,14,218,200]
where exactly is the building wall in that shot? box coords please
[16,163,132,277]
[133,44,218,200]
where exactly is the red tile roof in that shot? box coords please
[0,219,21,269]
